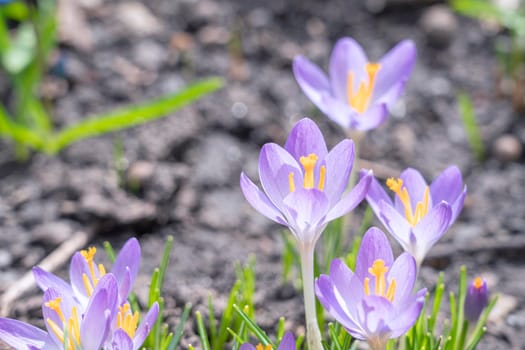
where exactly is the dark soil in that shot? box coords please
[0,0,524,349]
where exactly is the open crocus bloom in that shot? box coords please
[33,238,141,309]
[0,274,119,350]
[240,332,295,350]
[364,166,466,266]
[240,118,372,247]
[293,37,416,131]
[315,228,426,350]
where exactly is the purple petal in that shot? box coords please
[411,202,452,263]
[329,260,364,319]
[32,267,73,297]
[323,139,355,206]
[355,227,394,282]
[397,168,429,213]
[357,296,393,338]
[112,238,140,297]
[389,288,426,338]
[240,345,256,350]
[450,186,467,224]
[258,143,301,211]
[364,171,394,216]
[374,81,407,110]
[110,329,134,350]
[42,289,68,349]
[69,252,90,304]
[350,103,389,131]
[240,172,287,225]
[284,118,328,162]
[329,37,368,102]
[81,283,114,350]
[374,40,416,99]
[133,302,159,350]
[387,253,417,306]
[293,56,331,110]
[378,200,412,252]
[320,94,354,129]
[324,170,372,222]
[278,332,296,350]
[0,318,51,350]
[93,274,119,318]
[282,188,329,242]
[429,166,464,205]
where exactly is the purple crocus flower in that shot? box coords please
[33,238,141,308]
[464,277,489,323]
[240,332,296,350]
[240,118,372,247]
[293,38,416,131]
[364,166,466,267]
[315,228,426,350]
[0,273,119,350]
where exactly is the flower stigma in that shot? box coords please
[363,259,396,302]
[117,303,140,338]
[386,178,430,227]
[288,153,326,192]
[44,297,81,350]
[346,63,381,113]
[80,247,106,296]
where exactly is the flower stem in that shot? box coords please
[300,243,323,350]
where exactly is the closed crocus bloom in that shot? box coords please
[464,277,489,323]
[293,38,416,131]
[0,274,119,350]
[315,228,426,350]
[240,332,296,350]
[241,117,372,247]
[363,166,466,267]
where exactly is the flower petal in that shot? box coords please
[323,139,355,206]
[350,103,389,131]
[429,166,464,205]
[282,188,329,242]
[364,171,394,218]
[258,143,301,211]
[240,344,256,350]
[374,40,416,99]
[32,267,73,297]
[329,37,368,102]
[133,302,159,350]
[450,186,467,223]
[355,227,394,281]
[284,118,328,162]
[277,332,296,350]
[398,168,429,214]
[69,252,90,305]
[324,171,372,222]
[0,318,51,350]
[387,253,417,306]
[411,202,452,263]
[378,200,412,252]
[374,81,407,110]
[240,172,287,225]
[357,296,393,339]
[389,288,426,338]
[112,238,140,299]
[110,329,134,350]
[293,56,331,110]
[320,94,355,129]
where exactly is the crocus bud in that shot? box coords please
[464,277,489,323]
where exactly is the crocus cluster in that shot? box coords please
[0,238,159,350]
[316,228,426,350]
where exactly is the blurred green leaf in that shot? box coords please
[2,22,35,74]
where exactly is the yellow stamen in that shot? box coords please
[473,277,483,289]
[346,63,381,113]
[364,277,371,296]
[46,318,65,343]
[387,178,430,227]
[385,280,396,302]
[82,273,94,297]
[318,165,326,190]
[68,307,80,345]
[369,259,389,296]
[288,172,295,193]
[117,303,139,338]
[255,345,273,350]
[299,154,318,189]
[98,263,106,277]
[81,247,99,285]
[45,297,65,322]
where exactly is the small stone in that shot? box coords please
[170,32,194,52]
[126,161,155,190]
[489,293,518,323]
[493,134,523,162]
[0,249,13,268]
[197,25,230,46]
[32,221,74,245]
[116,2,163,36]
[198,189,244,230]
[274,282,296,300]
[420,5,459,48]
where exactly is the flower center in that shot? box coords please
[288,153,326,192]
[473,277,484,289]
[256,345,273,350]
[386,178,430,227]
[346,63,381,113]
[44,297,81,350]
[363,259,396,302]
[116,303,140,339]
[80,247,106,296]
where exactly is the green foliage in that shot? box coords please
[457,93,485,162]
[0,0,223,159]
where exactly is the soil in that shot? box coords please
[0,0,524,349]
